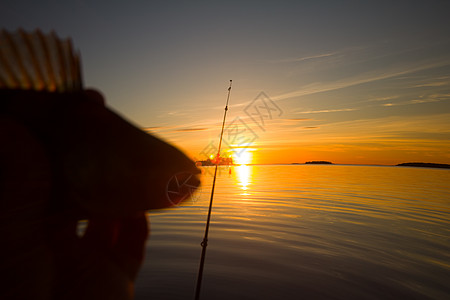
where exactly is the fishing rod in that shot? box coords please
[194,79,232,300]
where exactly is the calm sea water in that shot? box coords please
[135,165,450,300]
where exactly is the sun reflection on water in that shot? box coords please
[235,165,252,194]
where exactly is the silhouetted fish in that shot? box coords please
[1,89,200,218]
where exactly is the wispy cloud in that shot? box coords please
[270,46,367,64]
[414,81,449,88]
[296,108,357,114]
[382,95,448,107]
[174,128,209,132]
[272,52,337,63]
[287,118,312,121]
[166,110,189,117]
[413,75,450,88]
[142,126,162,131]
[365,96,400,102]
[143,121,214,134]
[272,60,450,102]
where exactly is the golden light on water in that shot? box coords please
[235,164,252,193]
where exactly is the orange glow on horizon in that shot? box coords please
[182,113,450,166]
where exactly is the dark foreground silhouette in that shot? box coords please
[0,89,200,299]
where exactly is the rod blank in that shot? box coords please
[194,80,232,300]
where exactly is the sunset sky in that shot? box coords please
[2,1,450,165]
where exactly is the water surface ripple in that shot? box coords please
[135,165,450,299]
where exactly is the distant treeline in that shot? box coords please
[397,162,450,169]
[305,161,333,165]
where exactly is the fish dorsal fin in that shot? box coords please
[0,28,82,92]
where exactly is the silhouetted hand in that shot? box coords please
[0,105,148,300]
[51,213,149,300]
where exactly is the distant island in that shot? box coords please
[397,162,450,169]
[305,161,333,165]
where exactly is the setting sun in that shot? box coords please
[232,149,253,165]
